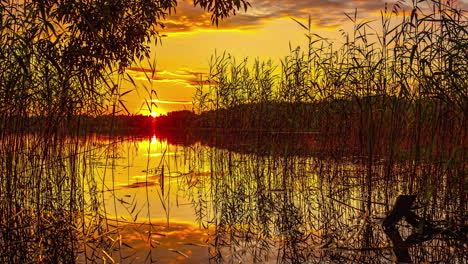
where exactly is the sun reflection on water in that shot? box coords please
[84,133,466,264]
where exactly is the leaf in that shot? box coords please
[118,100,131,115]
[291,17,308,31]
[344,12,355,23]
[121,242,134,249]
[120,89,134,97]
[126,73,137,87]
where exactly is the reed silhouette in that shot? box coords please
[0,0,250,263]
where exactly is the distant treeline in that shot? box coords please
[154,101,325,132]
[154,95,466,160]
[1,114,154,136]
[79,114,154,135]
[154,95,465,133]
[154,128,319,156]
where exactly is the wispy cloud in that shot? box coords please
[160,0,400,33]
[126,67,215,88]
[127,67,199,81]
[148,99,193,105]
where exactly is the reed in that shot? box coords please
[193,0,467,183]
[188,4,467,260]
[0,0,249,262]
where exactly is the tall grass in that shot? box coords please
[0,0,159,262]
[193,0,467,191]
[0,0,252,261]
[195,0,467,129]
[189,3,467,260]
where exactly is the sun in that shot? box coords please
[151,111,158,118]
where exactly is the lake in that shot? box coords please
[70,132,466,263]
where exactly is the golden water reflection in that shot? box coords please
[84,133,466,264]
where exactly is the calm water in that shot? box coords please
[76,133,466,263]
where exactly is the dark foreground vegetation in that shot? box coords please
[0,0,248,263]
[167,140,467,263]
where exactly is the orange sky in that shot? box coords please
[120,0,468,116]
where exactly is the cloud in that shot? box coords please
[126,66,217,90]
[162,0,468,32]
[149,99,193,105]
[160,0,398,32]
[126,67,161,74]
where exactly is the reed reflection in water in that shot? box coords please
[173,135,465,263]
[93,131,466,263]
[1,132,465,263]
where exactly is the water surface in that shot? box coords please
[80,132,466,263]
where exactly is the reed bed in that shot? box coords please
[185,1,468,262]
[0,0,161,262]
[192,0,467,192]
[194,0,467,147]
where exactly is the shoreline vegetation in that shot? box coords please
[153,95,466,156]
[153,0,467,161]
[1,114,155,135]
[0,0,250,263]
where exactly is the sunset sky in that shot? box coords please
[122,0,468,116]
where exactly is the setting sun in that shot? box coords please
[151,112,158,118]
